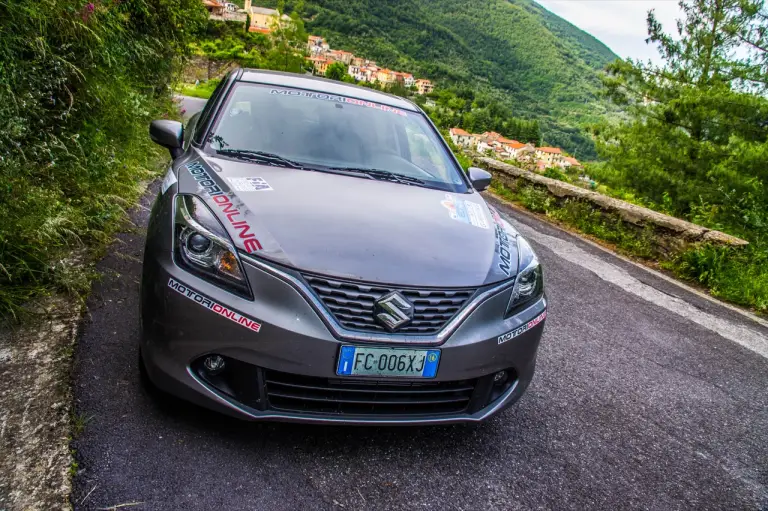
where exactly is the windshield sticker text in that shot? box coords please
[185,161,263,253]
[270,88,407,117]
[497,311,546,344]
[441,194,489,229]
[168,278,262,333]
[227,177,272,192]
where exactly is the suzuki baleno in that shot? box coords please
[141,69,547,424]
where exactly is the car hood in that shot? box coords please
[175,151,519,287]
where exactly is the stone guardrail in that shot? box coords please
[478,157,748,247]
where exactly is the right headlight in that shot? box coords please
[173,194,252,299]
[506,236,543,316]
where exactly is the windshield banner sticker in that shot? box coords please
[270,88,407,117]
[441,194,489,229]
[227,177,272,192]
[497,311,546,345]
[168,278,262,333]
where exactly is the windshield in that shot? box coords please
[206,83,468,192]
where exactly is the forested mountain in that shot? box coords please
[296,0,620,158]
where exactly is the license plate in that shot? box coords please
[336,346,440,378]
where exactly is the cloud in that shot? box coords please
[535,0,683,61]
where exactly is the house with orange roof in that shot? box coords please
[535,146,564,166]
[376,69,397,84]
[327,49,354,65]
[243,2,290,33]
[415,79,434,95]
[449,128,475,148]
[501,139,535,160]
[309,56,330,75]
[203,0,225,16]
[392,72,415,88]
[307,35,329,55]
[562,156,581,168]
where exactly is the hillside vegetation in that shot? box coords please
[295,0,619,158]
[587,0,767,312]
[0,0,206,319]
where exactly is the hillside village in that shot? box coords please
[307,35,434,94]
[450,128,580,171]
[202,1,434,93]
[200,0,577,168]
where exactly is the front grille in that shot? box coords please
[265,370,477,416]
[303,275,477,334]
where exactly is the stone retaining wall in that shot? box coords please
[479,157,748,247]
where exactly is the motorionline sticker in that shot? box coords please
[497,311,546,344]
[168,278,262,333]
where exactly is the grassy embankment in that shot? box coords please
[0,0,206,321]
[490,161,767,315]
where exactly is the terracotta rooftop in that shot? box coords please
[537,147,562,154]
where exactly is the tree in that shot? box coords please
[265,0,308,73]
[594,0,768,231]
[325,61,348,81]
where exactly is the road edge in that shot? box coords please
[0,296,82,510]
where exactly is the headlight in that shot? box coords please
[174,195,252,299]
[506,236,543,316]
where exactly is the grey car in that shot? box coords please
[140,69,547,425]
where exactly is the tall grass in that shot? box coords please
[0,0,207,321]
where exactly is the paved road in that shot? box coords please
[71,99,768,510]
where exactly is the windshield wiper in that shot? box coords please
[329,167,427,187]
[216,149,305,169]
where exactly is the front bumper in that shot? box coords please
[141,244,546,425]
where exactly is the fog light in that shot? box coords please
[203,355,226,375]
[493,370,508,385]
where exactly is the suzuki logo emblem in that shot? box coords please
[374,292,414,332]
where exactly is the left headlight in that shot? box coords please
[506,236,543,316]
[174,194,252,299]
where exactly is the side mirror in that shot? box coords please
[468,167,492,192]
[150,120,184,159]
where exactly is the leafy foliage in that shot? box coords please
[423,87,542,146]
[589,0,768,313]
[325,61,349,81]
[0,0,206,320]
[191,6,309,73]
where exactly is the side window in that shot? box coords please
[404,124,448,177]
[192,77,230,146]
[183,112,200,148]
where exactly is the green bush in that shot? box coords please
[542,166,571,183]
[0,0,207,320]
[180,79,222,99]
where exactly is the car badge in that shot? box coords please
[374,291,414,332]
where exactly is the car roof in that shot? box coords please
[238,69,420,112]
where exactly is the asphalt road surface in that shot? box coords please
[71,99,768,510]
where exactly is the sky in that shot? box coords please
[535,0,684,62]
